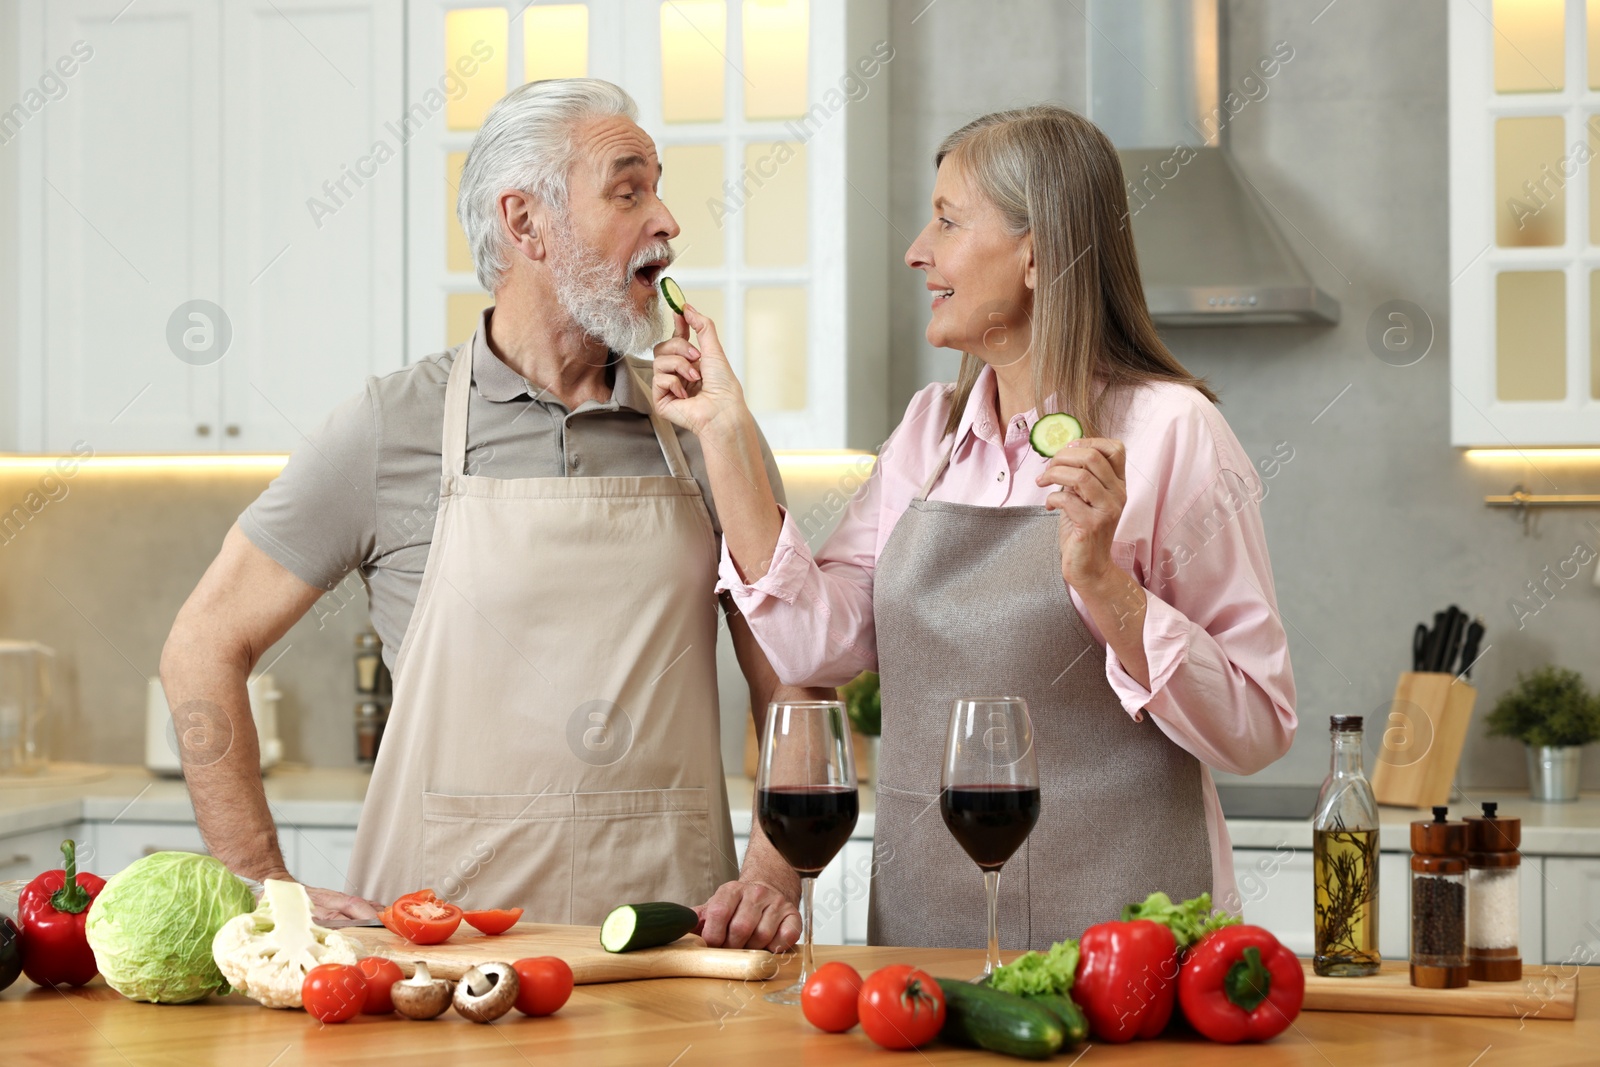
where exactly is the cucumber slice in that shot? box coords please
[659,276,687,315]
[599,901,698,952]
[1029,413,1083,457]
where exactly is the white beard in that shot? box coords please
[547,220,670,356]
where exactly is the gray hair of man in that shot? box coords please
[456,77,639,292]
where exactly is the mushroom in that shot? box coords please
[390,961,453,1020]
[452,962,520,1024]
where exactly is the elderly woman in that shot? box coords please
[652,105,1296,949]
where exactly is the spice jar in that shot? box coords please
[356,699,386,767]
[1465,801,1521,981]
[355,632,383,694]
[1410,805,1469,988]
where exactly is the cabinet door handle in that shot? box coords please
[196,423,212,436]
[142,846,208,857]
[1,853,28,867]
[225,424,240,437]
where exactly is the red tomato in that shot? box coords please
[302,963,367,1024]
[801,961,862,1033]
[857,965,945,1051]
[355,957,404,1014]
[512,957,574,1017]
[463,908,523,936]
[383,893,464,945]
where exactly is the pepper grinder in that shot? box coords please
[1465,801,1522,981]
[1410,805,1470,989]
[354,632,389,768]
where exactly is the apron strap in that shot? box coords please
[444,331,695,482]
[624,359,696,482]
[441,337,475,478]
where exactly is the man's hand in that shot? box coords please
[307,887,384,924]
[695,879,801,953]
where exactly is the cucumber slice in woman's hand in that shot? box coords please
[660,276,687,315]
[1030,413,1084,457]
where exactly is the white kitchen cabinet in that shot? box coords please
[838,840,873,946]
[1544,857,1600,966]
[1449,0,1600,445]
[82,819,207,878]
[1232,846,1315,956]
[0,824,85,883]
[16,0,402,453]
[286,826,359,897]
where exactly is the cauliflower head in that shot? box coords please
[211,879,360,1008]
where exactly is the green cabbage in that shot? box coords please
[85,851,255,1003]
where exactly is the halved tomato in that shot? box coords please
[463,908,523,936]
[382,891,464,945]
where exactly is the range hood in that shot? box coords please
[1087,0,1339,326]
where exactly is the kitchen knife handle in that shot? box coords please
[1459,618,1486,678]
[1440,613,1467,675]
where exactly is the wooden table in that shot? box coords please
[4,946,1596,1066]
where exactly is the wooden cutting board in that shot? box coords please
[1302,960,1578,1019]
[343,922,780,985]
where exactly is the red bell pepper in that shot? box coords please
[18,839,105,987]
[1178,925,1304,1043]
[1070,918,1181,1043]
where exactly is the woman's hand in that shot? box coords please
[1037,438,1129,594]
[651,304,748,439]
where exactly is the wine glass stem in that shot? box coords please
[983,868,1001,976]
[798,874,816,986]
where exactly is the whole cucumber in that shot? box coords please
[936,978,1064,1060]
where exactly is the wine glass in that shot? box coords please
[941,696,1041,979]
[756,700,859,1005]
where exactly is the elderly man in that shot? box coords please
[161,78,804,951]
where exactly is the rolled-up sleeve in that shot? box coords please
[1104,466,1298,776]
[716,463,885,688]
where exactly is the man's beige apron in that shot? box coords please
[347,341,739,921]
[867,446,1213,950]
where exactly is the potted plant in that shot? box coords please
[1486,666,1600,802]
[840,671,881,786]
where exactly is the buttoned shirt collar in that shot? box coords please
[469,307,650,415]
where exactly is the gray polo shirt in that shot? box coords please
[239,308,785,669]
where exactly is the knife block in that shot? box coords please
[1370,671,1477,808]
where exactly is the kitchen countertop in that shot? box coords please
[3,946,1596,1065]
[6,765,1600,856]
[0,766,876,839]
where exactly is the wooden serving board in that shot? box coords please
[1302,960,1578,1020]
[343,921,780,985]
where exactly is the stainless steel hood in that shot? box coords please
[1087,0,1339,326]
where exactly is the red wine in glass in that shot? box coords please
[757,785,860,874]
[756,700,858,1005]
[943,696,1040,979]
[940,784,1041,870]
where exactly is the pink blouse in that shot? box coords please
[718,365,1299,914]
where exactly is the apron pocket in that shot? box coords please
[569,787,718,925]
[421,790,577,920]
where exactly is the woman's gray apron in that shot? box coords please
[867,445,1212,949]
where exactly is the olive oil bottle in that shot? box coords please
[1313,715,1381,976]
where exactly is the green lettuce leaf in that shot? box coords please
[988,938,1080,996]
[1120,891,1240,950]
